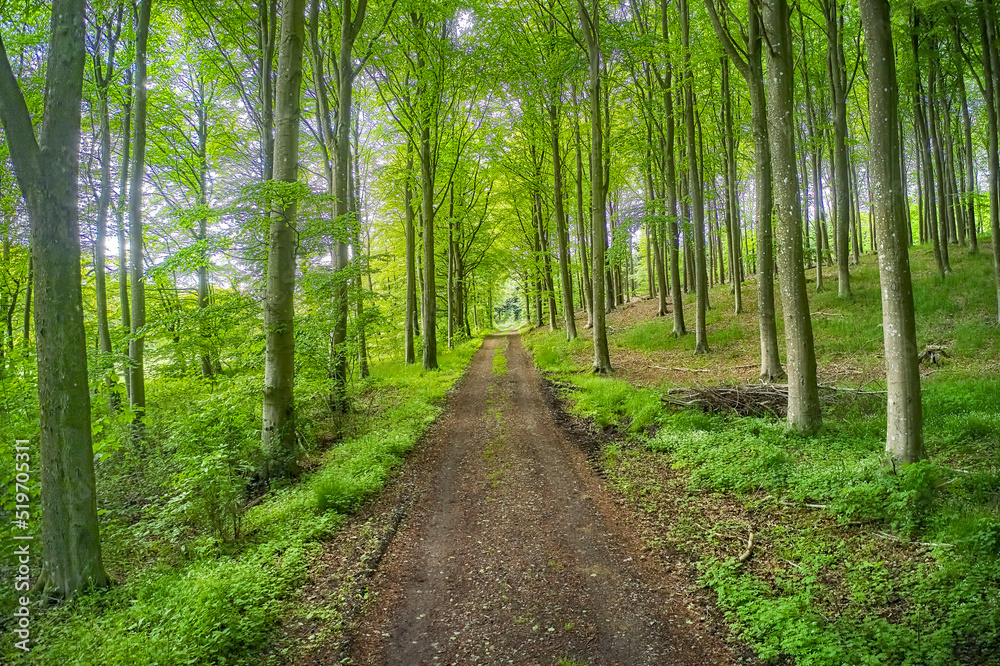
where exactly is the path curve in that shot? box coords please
[347,333,734,665]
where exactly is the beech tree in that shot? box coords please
[262,0,306,476]
[704,0,784,380]
[128,0,153,436]
[762,0,821,433]
[0,0,110,597]
[308,0,373,409]
[858,0,923,463]
[578,0,612,373]
[679,0,708,354]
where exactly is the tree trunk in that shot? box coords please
[661,16,685,338]
[0,0,110,598]
[981,1,1000,324]
[912,12,944,279]
[196,75,214,380]
[579,0,611,373]
[404,143,416,363]
[95,84,117,401]
[262,0,306,477]
[681,0,708,354]
[537,189,558,331]
[415,14,438,370]
[824,0,851,296]
[859,0,924,464]
[704,0,781,378]
[572,84,593,329]
[721,56,742,314]
[928,57,951,274]
[551,103,578,340]
[349,128,369,377]
[259,0,277,182]
[798,7,825,293]
[116,70,131,401]
[763,0,822,433]
[448,185,455,347]
[128,0,153,438]
[22,252,31,351]
[649,152,669,317]
[956,18,978,254]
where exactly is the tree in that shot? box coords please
[89,5,125,406]
[762,0,821,433]
[308,0,372,409]
[679,0,708,354]
[128,0,153,437]
[578,0,612,373]
[823,0,851,297]
[859,0,923,463]
[980,0,1000,323]
[0,0,110,597]
[262,0,306,477]
[704,0,783,380]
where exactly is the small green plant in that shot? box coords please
[492,346,507,374]
[163,390,259,542]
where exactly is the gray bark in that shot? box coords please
[859,0,924,463]
[762,0,822,433]
[579,0,611,372]
[551,103,577,340]
[116,70,131,400]
[704,0,782,379]
[128,0,153,434]
[571,84,593,329]
[417,20,438,370]
[196,74,213,380]
[404,144,416,363]
[981,1,1000,324]
[262,0,306,476]
[681,0,708,354]
[0,0,110,598]
[823,0,851,296]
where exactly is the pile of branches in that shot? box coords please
[661,384,791,418]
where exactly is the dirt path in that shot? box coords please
[346,333,735,665]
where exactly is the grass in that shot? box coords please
[1,339,481,665]
[524,244,1000,665]
[535,246,1000,384]
[492,342,508,375]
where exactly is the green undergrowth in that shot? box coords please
[2,339,480,665]
[532,361,1000,664]
[523,248,1000,665]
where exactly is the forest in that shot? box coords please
[2,0,1000,663]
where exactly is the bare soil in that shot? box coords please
[329,333,737,665]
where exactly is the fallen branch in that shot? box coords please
[653,365,710,373]
[811,311,845,317]
[736,529,755,565]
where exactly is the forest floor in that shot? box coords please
[280,333,743,665]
